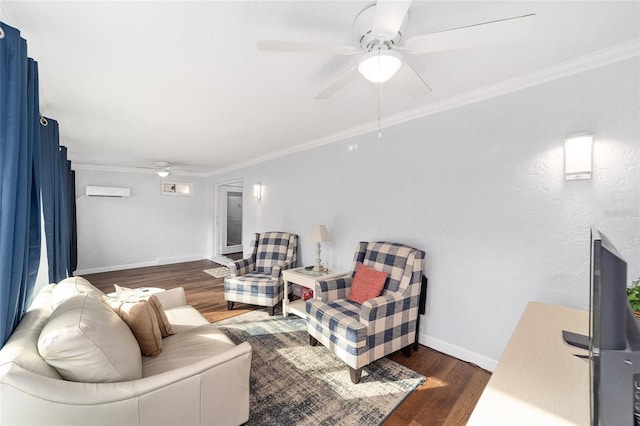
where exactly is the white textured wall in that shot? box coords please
[75,170,211,274]
[212,57,640,370]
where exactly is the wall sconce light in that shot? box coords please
[253,183,262,200]
[564,134,593,180]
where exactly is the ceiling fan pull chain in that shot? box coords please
[377,51,382,139]
[377,82,382,139]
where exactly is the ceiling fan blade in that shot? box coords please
[315,66,360,100]
[373,0,412,41]
[257,40,359,55]
[400,56,432,98]
[405,14,536,54]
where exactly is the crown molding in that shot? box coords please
[73,163,209,177]
[210,38,640,177]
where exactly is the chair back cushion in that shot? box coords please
[353,242,417,293]
[255,232,295,274]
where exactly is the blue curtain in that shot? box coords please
[0,23,42,344]
[40,120,77,282]
[58,146,71,275]
[69,169,77,273]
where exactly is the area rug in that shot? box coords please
[203,267,230,278]
[215,310,425,425]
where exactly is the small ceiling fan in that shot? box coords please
[130,161,197,177]
[258,0,536,99]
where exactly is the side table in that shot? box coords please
[282,267,346,318]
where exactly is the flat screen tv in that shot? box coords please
[587,227,640,425]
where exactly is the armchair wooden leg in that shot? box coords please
[267,306,275,316]
[309,335,318,346]
[227,301,234,311]
[401,345,412,357]
[349,367,362,384]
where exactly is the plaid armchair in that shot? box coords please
[306,241,425,383]
[224,232,298,316]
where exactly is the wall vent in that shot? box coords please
[85,186,130,198]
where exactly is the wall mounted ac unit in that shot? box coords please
[85,186,130,198]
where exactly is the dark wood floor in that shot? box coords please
[83,259,491,426]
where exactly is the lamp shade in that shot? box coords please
[157,169,170,178]
[306,225,332,243]
[357,50,402,83]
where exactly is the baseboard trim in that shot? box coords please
[209,254,233,266]
[75,261,158,276]
[419,333,498,373]
[75,255,205,276]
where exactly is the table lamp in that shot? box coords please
[307,225,332,272]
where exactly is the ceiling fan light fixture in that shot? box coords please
[155,161,171,177]
[357,50,402,83]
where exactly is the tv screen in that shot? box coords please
[589,227,640,426]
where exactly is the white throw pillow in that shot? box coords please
[38,294,142,382]
[51,276,104,310]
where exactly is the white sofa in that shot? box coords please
[0,281,252,426]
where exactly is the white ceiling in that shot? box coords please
[1,1,639,175]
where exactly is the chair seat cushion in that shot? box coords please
[224,273,280,296]
[306,299,367,350]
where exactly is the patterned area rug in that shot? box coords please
[215,310,425,425]
[203,267,230,278]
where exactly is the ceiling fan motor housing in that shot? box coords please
[354,4,407,52]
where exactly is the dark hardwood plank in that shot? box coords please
[81,260,491,425]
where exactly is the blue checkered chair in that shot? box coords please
[224,232,298,316]
[306,241,425,383]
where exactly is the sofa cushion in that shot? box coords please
[114,284,175,337]
[142,323,236,377]
[51,276,104,310]
[38,294,142,382]
[103,296,163,357]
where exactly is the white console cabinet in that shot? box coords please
[468,302,590,426]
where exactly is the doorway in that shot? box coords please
[223,190,242,253]
[213,179,244,263]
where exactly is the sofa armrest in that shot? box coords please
[154,287,186,310]
[314,275,353,302]
[0,341,252,406]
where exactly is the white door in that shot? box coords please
[223,190,243,254]
[216,181,243,256]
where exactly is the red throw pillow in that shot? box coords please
[347,263,388,304]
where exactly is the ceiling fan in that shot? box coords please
[258,0,536,99]
[129,161,197,177]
